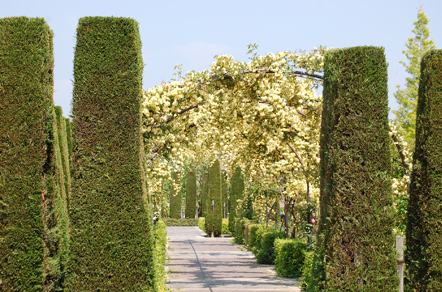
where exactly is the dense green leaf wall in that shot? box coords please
[406,49,442,292]
[205,160,222,236]
[67,17,156,291]
[313,46,398,291]
[0,17,55,291]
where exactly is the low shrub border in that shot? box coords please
[163,218,199,226]
[222,218,230,234]
[198,217,206,231]
[234,218,249,244]
[274,238,307,278]
[198,217,230,235]
[153,220,167,291]
[301,251,315,290]
[256,229,284,265]
[247,224,265,252]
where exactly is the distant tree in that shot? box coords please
[393,6,436,149]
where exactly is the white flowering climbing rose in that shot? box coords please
[142,46,326,211]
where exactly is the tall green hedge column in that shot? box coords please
[200,171,208,217]
[55,106,72,204]
[169,172,181,219]
[406,49,442,292]
[0,17,55,291]
[185,171,197,219]
[205,160,222,236]
[222,172,228,218]
[229,166,244,233]
[313,47,398,291]
[67,17,156,291]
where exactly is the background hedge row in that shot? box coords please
[313,46,398,291]
[67,17,156,291]
[406,49,442,291]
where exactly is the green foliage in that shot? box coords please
[200,171,208,217]
[169,172,181,219]
[55,106,72,203]
[406,49,442,292]
[247,224,265,253]
[393,7,436,148]
[241,192,254,220]
[198,217,205,231]
[293,202,317,250]
[234,217,249,244]
[242,219,251,246]
[0,17,56,291]
[163,218,198,226]
[153,220,167,292]
[222,218,229,234]
[256,229,284,265]
[274,239,306,278]
[301,251,315,290]
[65,118,74,162]
[50,106,71,291]
[229,166,244,234]
[185,170,197,219]
[67,17,156,291]
[205,160,223,237]
[314,46,398,291]
[222,172,228,218]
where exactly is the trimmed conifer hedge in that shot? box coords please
[205,160,222,236]
[153,220,167,292]
[65,118,73,163]
[67,17,156,291]
[222,172,228,218]
[185,170,197,219]
[0,17,59,291]
[169,172,181,219]
[49,106,71,291]
[406,49,442,292]
[200,171,208,217]
[256,229,284,265]
[55,106,71,203]
[313,47,398,291]
[229,166,244,233]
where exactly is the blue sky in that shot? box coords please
[2,0,441,118]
